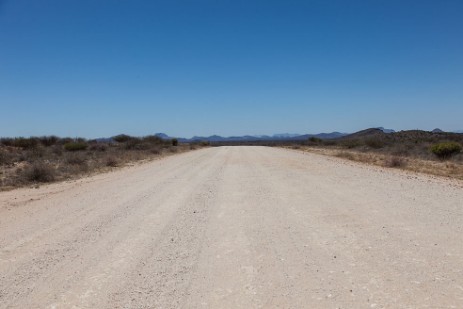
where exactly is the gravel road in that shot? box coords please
[1,146,462,308]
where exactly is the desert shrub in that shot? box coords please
[0,138,14,147]
[365,138,385,149]
[308,137,322,144]
[199,141,210,146]
[13,137,40,149]
[66,153,87,165]
[172,138,178,146]
[151,147,162,155]
[124,138,145,150]
[89,143,108,152]
[26,147,46,159]
[384,156,406,168]
[391,145,411,157]
[322,139,337,146]
[23,163,56,182]
[169,147,178,153]
[18,153,27,162]
[38,136,59,147]
[105,156,119,167]
[430,142,462,159]
[113,134,133,143]
[341,139,362,149]
[58,137,73,145]
[143,135,164,145]
[52,145,64,156]
[64,142,88,151]
[0,151,12,165]
[189,144,197,150]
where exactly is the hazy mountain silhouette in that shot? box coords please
[154,132,347,142]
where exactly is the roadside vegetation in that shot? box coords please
[0,135,204,190]
[202,129,463,180]
[285,129,463,180]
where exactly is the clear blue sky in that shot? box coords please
[1,0,462,138]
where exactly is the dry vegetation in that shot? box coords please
[0,135,203,190]
[286,129,463,180]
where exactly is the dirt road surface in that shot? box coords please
[1,146,462,308]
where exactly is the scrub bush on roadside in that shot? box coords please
[384,156,406,168]
[430,142,462,159]
[106,157,119,167]
[23,163,56,182]
[64,142,88,151]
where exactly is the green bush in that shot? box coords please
[172,138,178,146]
[64,142,88,151]
[430,142,462,159]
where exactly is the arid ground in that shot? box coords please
[0,146,462,308]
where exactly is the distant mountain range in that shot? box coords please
[153,127,400,142]
[94,127,462,144]
[155,132,348,142]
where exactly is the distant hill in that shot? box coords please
[154,133,171,139]
[340,128,463,145]
[342,128,386,139]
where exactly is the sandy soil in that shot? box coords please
[0,146,462,308]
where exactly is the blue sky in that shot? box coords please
[1,0,462,138]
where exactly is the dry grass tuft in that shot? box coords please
[335,151,355,160]
[384,156,407,168]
